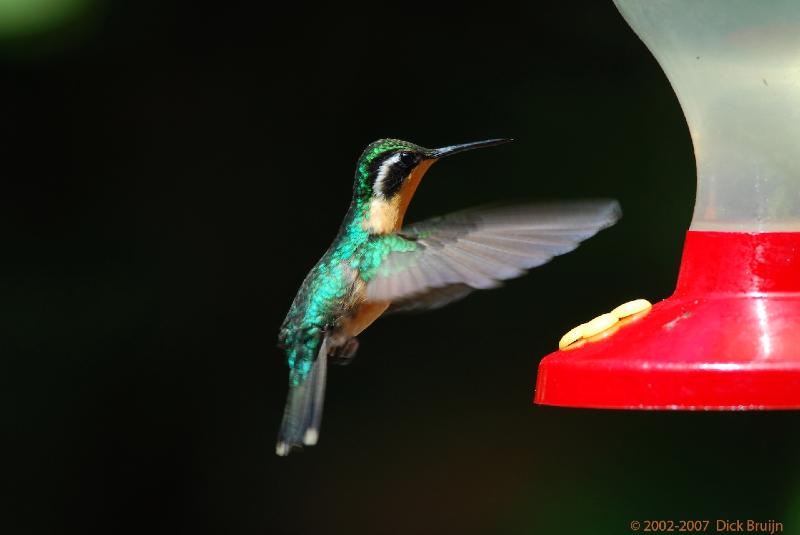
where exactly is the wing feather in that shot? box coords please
[365,200,620,311]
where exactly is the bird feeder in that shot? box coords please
[535,0,800,409]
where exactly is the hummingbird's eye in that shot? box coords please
[398,151,418,167]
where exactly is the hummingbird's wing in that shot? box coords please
[364,200,621,312]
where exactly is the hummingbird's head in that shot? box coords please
[353,138,511,234]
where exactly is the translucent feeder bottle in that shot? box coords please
[535,0,800,409]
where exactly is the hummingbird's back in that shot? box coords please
[275,245,362,456]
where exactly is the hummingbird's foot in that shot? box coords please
[328,337,359,366]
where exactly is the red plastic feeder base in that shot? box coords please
[534,231,800,409]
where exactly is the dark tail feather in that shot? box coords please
[276,337,328,456]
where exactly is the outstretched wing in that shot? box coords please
[364,200,621,312]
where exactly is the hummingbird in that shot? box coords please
[276,138,620,456]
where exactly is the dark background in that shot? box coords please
[4,1,800,534]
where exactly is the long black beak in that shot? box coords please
[429,138,513,159]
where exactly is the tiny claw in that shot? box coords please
[328,338,360,366]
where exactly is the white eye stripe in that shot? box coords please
[374,153,402,195]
